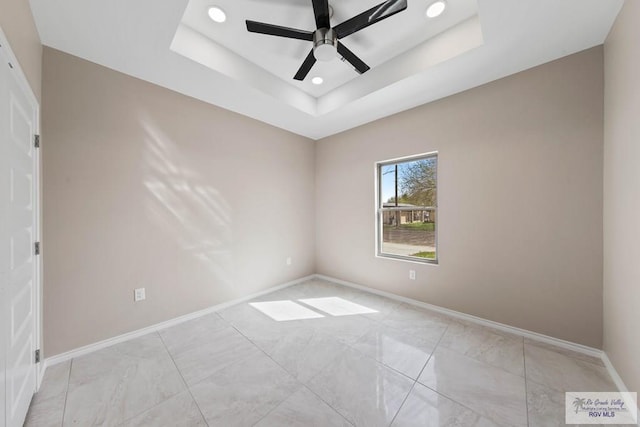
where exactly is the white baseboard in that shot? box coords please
[317,273,638,418]
[602,352,639,422]
[44,275,315,369]
[43,270,634,416]
[314,274,603,359]
[602,353,632,393]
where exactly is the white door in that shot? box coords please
[0,41,39,427]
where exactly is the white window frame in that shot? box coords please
[376,152,438,264]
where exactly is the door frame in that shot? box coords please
[0,25,43,392]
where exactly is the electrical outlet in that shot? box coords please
[134,288,146,302]
[409,270,416,280]
[286,257,292,266]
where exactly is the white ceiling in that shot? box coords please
[179,0,478,97]
[172,0,482,115]
[29,0,623,140]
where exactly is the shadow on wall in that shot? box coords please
[140,113,234,289]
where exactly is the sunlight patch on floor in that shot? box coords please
[249,301,325,321]
[299,297,379,316]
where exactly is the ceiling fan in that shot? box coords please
[245,0,408,81]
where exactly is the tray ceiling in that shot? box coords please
[29,0,623,139]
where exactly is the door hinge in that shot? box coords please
[34,241,40,255]
[35,349,41,364]
[34,134,40,148]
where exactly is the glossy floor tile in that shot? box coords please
[260,327,351,383]
[158,313,229,355]
[121,391,207,427]
[27,279,619,427]
[24,393,66,427]
[24,360,70,427]
[62,334,187,426]
[254,387,351,427]
[308,313,375,345]
[525,380,609,427]
[189,351,300,426]
[524,342,616,392]
[351,290,403,320]
[218,297,314,349]
[351,323,437,379]
[163,324,263,386]
[380,303,451,343]
[438,320,525,376]
[307,347,414,427]
[31,360,71,402]
[418,347,528,427]
[391,382,500,427]
[526,379,568,427]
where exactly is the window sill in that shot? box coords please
[376,252,439,265]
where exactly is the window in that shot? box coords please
[377,153,438,263]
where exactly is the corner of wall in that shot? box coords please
[602,0,640,404]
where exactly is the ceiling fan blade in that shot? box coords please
[312,0,331,29]
[294,50,317,80]
[337,42,370,74]
[334,0,407,39]
[246,20,314,41]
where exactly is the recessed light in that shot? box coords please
[312,77,324,85]
[208,6,226,23]
[426,1,446,18]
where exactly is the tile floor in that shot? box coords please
[25,279,617,427]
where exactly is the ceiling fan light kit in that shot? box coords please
[313,28,337,61]
[245,0,408,81]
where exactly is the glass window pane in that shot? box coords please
[380,164,398,207]
[381,209,436,260]
[378,155,437,262]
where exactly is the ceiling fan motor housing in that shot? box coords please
[313,28,338,61]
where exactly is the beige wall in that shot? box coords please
[42,48,315,356]
[0,0,42,100]
[40,41,613,356]
[603,0,640,399]
[316,47,605,348]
